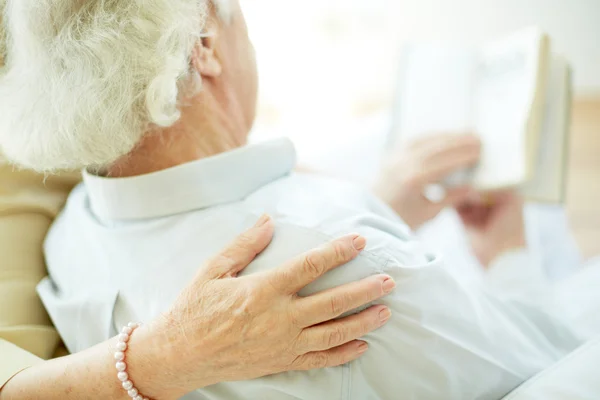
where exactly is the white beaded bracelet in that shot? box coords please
[114,322,151,400]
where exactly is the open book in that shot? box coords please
[390,27,572,203]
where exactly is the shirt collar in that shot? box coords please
[83,138,296,221]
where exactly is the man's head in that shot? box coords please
[0,0,258,172]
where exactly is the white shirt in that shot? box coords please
[40,138,584,400]
[297,112,582,285]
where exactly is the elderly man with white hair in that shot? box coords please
[1,0,599,399]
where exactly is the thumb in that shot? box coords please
[443,186,475,208]
[202,215,275,279]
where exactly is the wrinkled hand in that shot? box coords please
[456,191,527,267]
[373,134,481,230]
[132,216,394,399]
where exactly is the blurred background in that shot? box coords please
[243,0,600,258]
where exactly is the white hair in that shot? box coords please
[0,0,231,172]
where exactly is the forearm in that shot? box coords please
[0,337,129,400]
[0,321,214,400]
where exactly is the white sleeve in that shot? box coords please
[236,215,584,400]
[485,249,550,296]
[306,215,584,400]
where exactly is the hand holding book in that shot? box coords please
[390,27,572,204]
[456,191,527,267]
[374,133,480,230]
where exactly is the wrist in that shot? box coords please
[371,186,421,230]
[122,322,186,400]
[124,317,219,399]
[483,237,527,268]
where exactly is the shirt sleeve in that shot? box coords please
[244,212,583,400]
[307,214,583,400]
[0,165,80,384]
[485,248,550,295]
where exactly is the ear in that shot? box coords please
[191,33,223,78]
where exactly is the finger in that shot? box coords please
[203,215,275,279]
[266,234,366,294]
[456,204,478,223]
[408,132,479,152]
[297,305,390,353]
[413,133,480,154]
[458,205,489,227]
[417,149,480,184]
[442,186,474,207]
[294,274,395,327]
[292,340,369,371]
[485,190,520,205]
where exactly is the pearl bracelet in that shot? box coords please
[114,322,151,400]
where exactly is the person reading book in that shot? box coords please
[2,1,599,399]
[392,28,572,203]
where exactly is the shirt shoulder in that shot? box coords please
[238,173,439,297]
[246,173,406,228]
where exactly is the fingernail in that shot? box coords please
[254,214,271,228]
[357,341,369,354]
[353,236,366,251]
[379,308,392,324]
[382,277,396,294]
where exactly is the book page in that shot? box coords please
[392,45,477,142]
[391,45,478,186]
[521,55,571,203]
[390,28,548,190]
[471,28,548,190]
